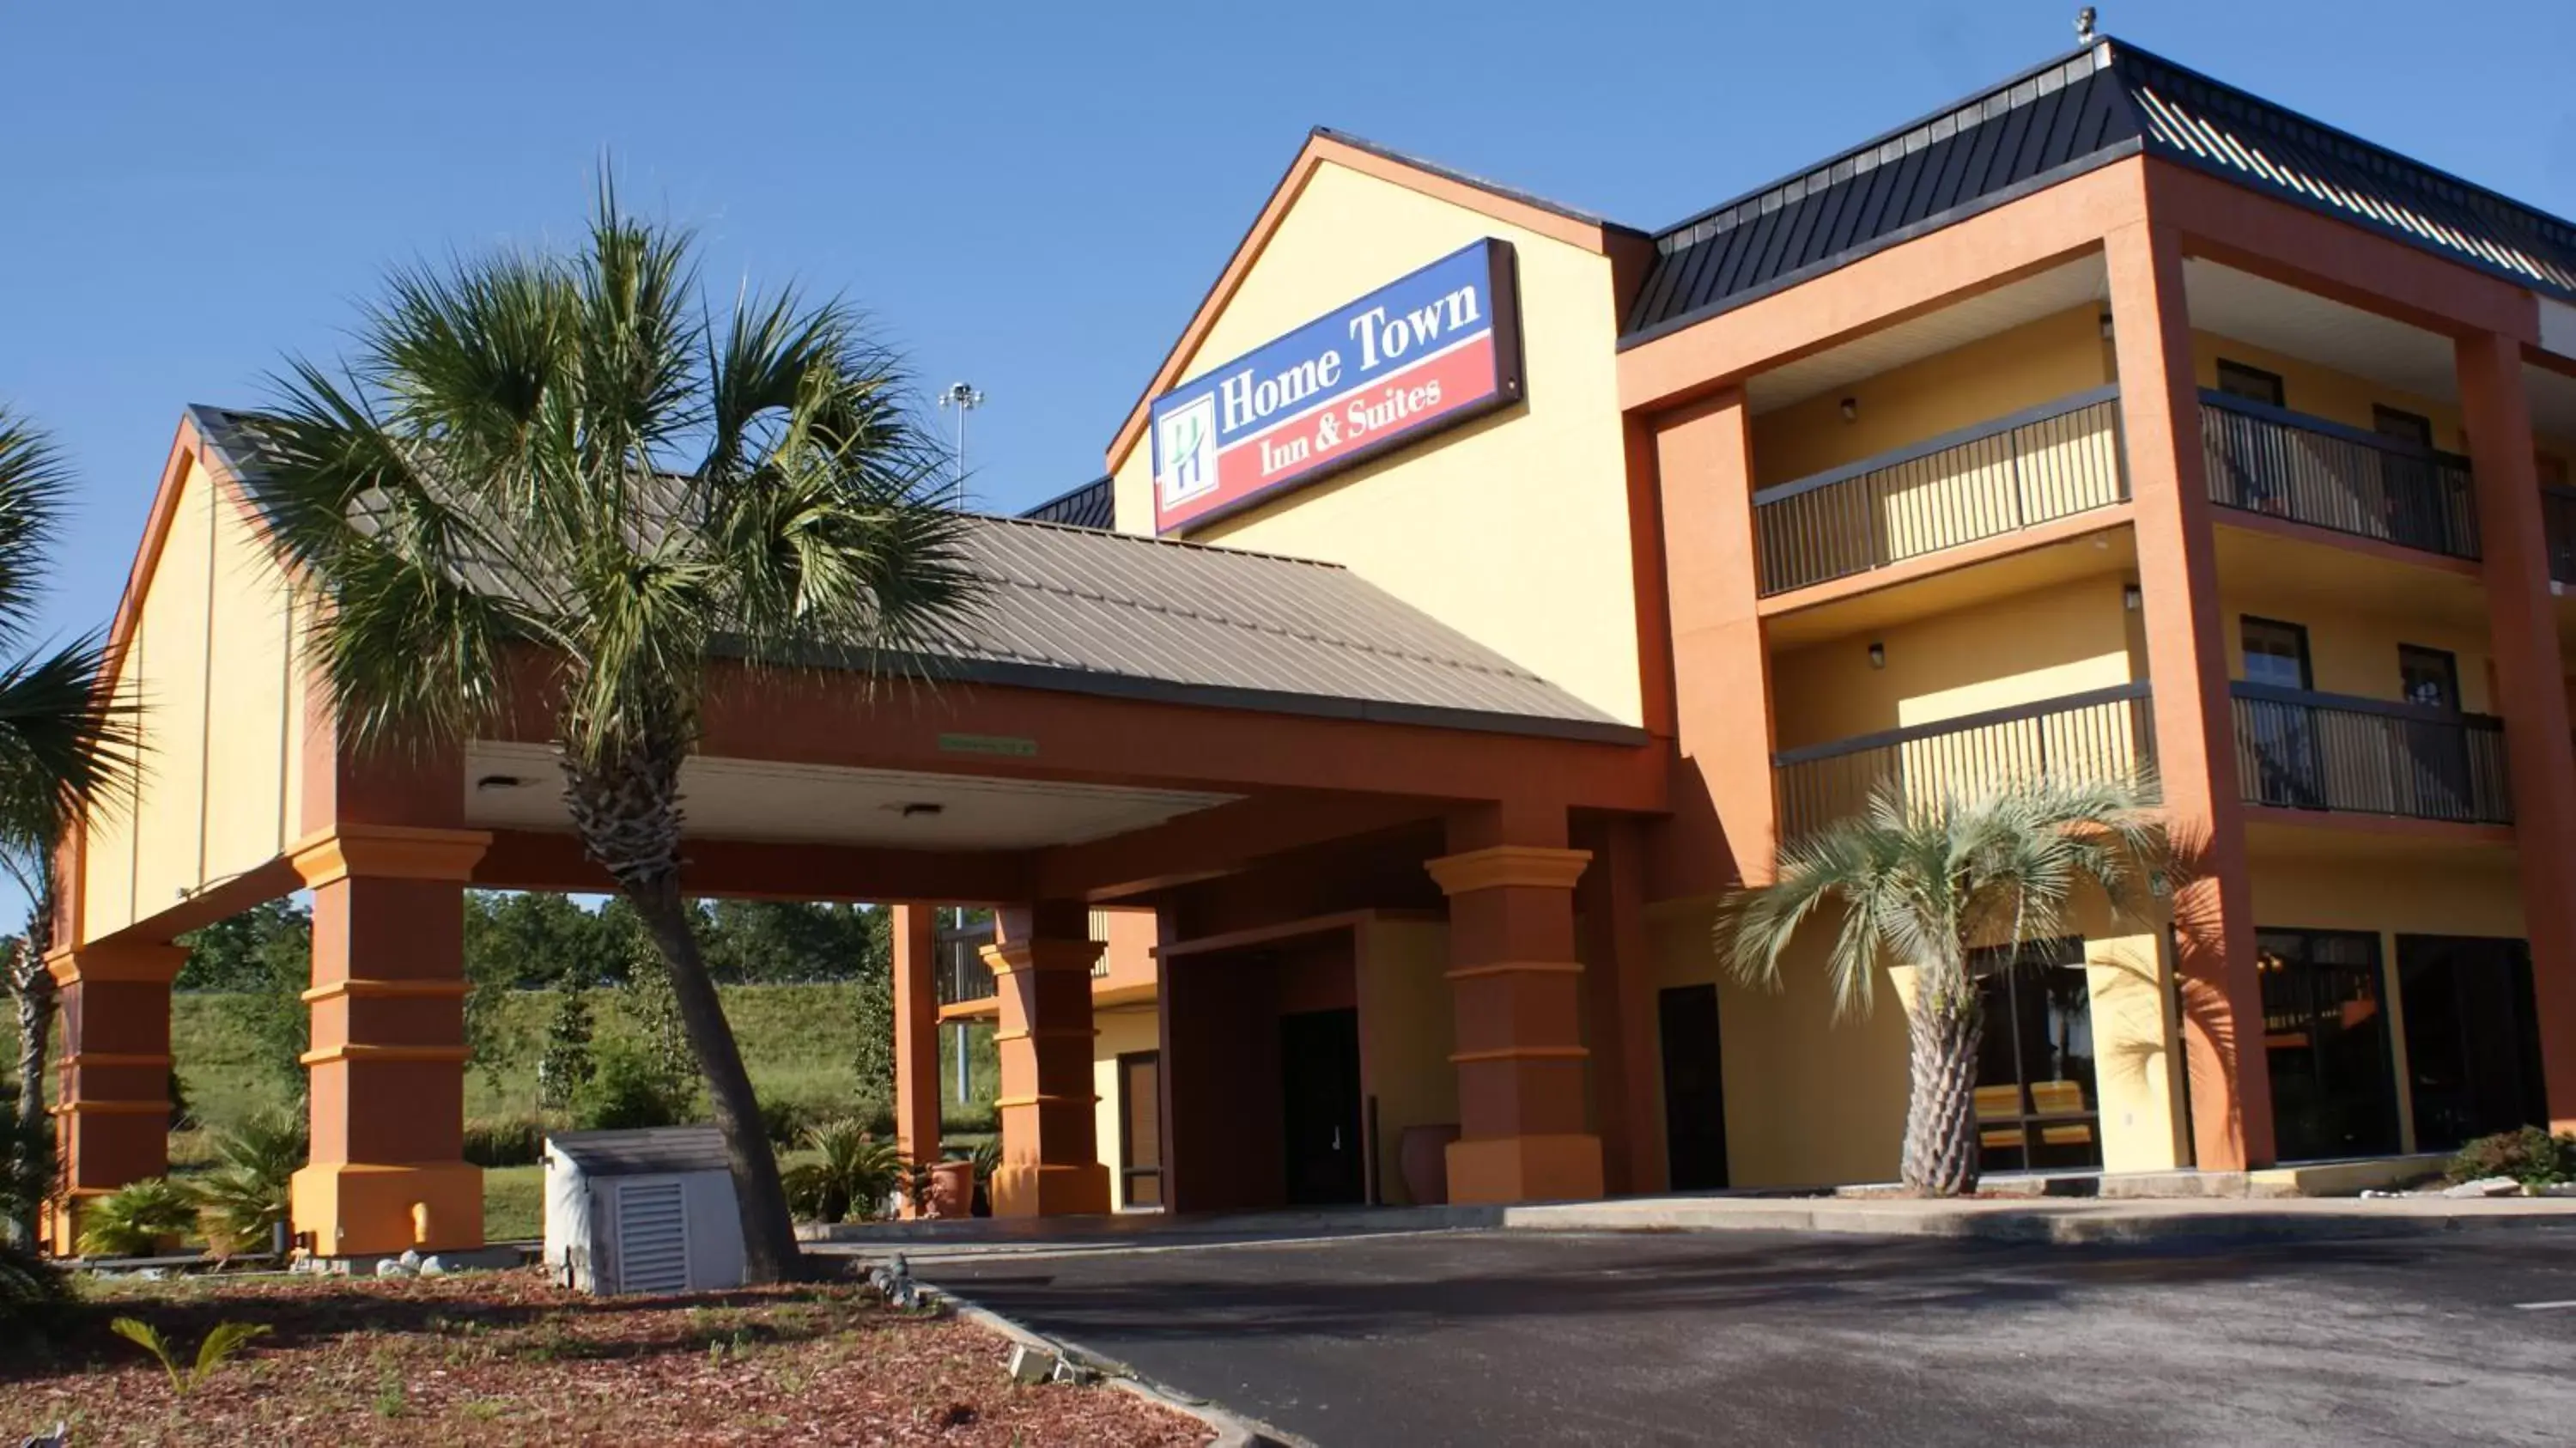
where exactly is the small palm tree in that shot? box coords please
[240,183,981,1282]
[1717,778,2165,1196]
[0,407,145,1248]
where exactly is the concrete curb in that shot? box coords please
[1500,1198,2576,1246]
[930,1281,1306,1447]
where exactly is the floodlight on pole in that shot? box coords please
[935,381,983,492]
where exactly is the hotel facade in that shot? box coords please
[46,34,2576,1252]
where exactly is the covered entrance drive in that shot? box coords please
[46,411,1663,1256]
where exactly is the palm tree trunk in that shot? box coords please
[8,873,58,1248]
[562,746,801,1283]
[1900,966,1983,1196]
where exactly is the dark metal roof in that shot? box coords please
[1625,38,2576,343]
[1018,476,1115,530]
[547,1127,731,1177]
[190,406,1637,745]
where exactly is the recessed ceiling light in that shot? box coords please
[897,801,945,818]
[475,774,527,792]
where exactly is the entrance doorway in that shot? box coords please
[2257,928,2399,1161]
[2397,935,2548,1151]
[1279,1007,1364,1205]
[1657,985,1729,1190]
[1116,1051,1163,1209]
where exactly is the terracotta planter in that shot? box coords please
[1399,1124,1461,1206]
[927,1160,975,1220]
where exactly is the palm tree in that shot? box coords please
[238,184,981,1282]
[1716,778,2164,1196]
[0,407,145,1248]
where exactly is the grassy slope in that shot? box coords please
[167,983,999,1231]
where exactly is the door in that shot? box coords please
[1279,1008,1364,1206]
[2397,936,2549,1151]
[1117,1051,1163,1209]
[1971,938,2102,1172]
[2395,644,2470,818]
[2239,618,2320,808]
[1658,985,1730,1190]
[2257,929,2399,1161]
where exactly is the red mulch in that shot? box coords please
[2,1268,1210,1446]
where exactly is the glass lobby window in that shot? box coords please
[1971,937,2101,1174]
[2257,928,2399,1161]
[2216,359,2286,408]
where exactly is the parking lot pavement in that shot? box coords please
[923,1224,2576,1446]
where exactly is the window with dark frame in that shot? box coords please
[2397,644,2460,711]
[2217,359,2286,408]
[2372,405,2435,450]
[1970,936,2101,1174]
[2257,928,2400,1162]
[1115,1050,1163,1209]
[2241,616,2313,691]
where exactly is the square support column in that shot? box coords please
[987,902,1109,1217]
[1428,804,1605,1204]
[288,824,489,1258]
[2457,331,2576,1133]
[1577,818,1663,1195]
[890,903,941,1215]
[2106,220,2274,1169]
[44,942,186,1255]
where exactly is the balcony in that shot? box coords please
[1771,684,2157,843]
[1753,386,2127,597]
[2201,392,2479,562]
[2230,683,2511,825]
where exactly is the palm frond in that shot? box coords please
[0,632,143,854]
[0,411,71,655]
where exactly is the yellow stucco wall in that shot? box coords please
[1358,918,1456,1205]
[1771,576,2138,751]
[82,456,305,944]
[1109,160,1643,726]
[1750,306,2112,488]
[2219,584,2494,711]
[1091,1004,1162,1211]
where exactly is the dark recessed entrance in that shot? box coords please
[1657,984,1729,1190]
[2397,935,2549,1151]
[1280,1007,1365,1206]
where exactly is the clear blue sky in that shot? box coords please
[4,1,2571,650]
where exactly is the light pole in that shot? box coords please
[933,382,982,1104]
[935,381,982,495]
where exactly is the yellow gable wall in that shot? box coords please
[81,455,305,945]
[1109,161,1643,726]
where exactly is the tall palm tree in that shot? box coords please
[1716,778,2164,1196]
[0,407,145,1248]
[239,185,981,1282]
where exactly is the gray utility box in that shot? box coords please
[543,1127,745,1295]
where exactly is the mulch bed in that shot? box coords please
[2,1267,1210,1445]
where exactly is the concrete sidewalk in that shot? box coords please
[1502,1191,2576,1244]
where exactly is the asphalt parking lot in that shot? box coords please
[924,1224,2576,1446]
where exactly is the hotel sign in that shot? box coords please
[1150,239,1523,534]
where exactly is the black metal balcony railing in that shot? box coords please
[2200,392,2480,560]
[2230,683,2511,824]
[1771,683,2157,843]
[2543,484,2576,585]
[1753,386,2126,597]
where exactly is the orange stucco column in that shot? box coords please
[2106,220,2275,1170]
[2458,332,2576,1133]
[287,824,490,1258]
[890,903,941,1215]
[1429,804,1605,1203]
[1577,818,1664,1195]
[1649,387,1777,900]
[987,902,1109,1217]
[44,942,186,1255]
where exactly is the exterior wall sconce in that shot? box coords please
[1867,641,1886,669]
[2123,583,2142,611]
[1839,397,1860,423]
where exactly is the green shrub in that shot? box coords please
[77,1177,198,1258]
[758,1094,811,1148]
[0,1238,67,1345]
[464,1115,545,1167]
[780,1118,904,1224]
[574,1038,696,1132]
[2445,1127,2576,1188]
[191,1110,305,1256]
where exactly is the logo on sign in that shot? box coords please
[1147,240,1522,535]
